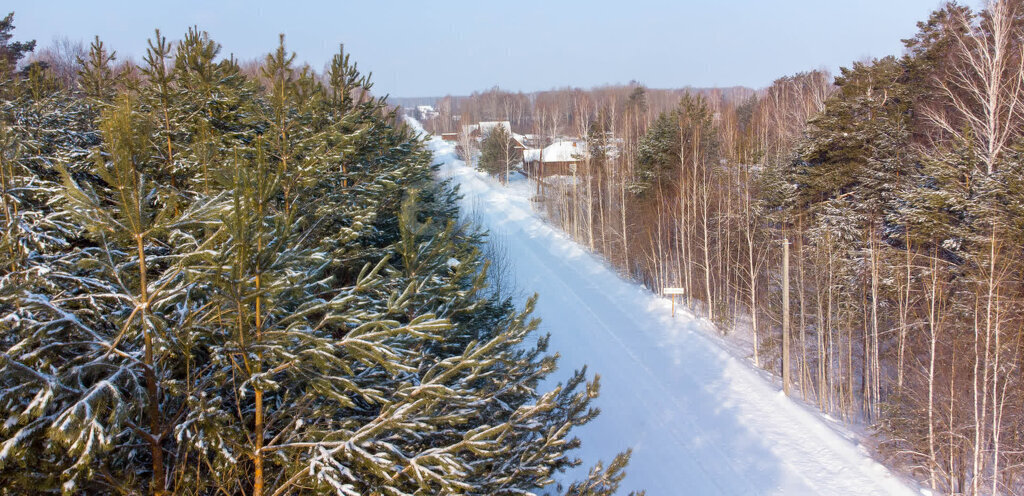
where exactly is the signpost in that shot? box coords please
[664,288,685,317]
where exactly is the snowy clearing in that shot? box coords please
[409,118,918,496]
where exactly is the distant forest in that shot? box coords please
[423,2,1024,493]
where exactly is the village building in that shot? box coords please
[522,139,588,177]
[454,120,528,160]
[415,105,439,121]
[461,120,511,139]
[508,133,528,156]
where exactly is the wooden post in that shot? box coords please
[782,239,791,396]
[536,144,544,196]
[664,288,685,319]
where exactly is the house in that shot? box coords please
[461,121,512,140]
[416,105,439,121]
[522,139,588,177]
[508,133,529,160]
[455,121,527,161]
[519,134,544,148]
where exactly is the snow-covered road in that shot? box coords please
[411,119,917,495]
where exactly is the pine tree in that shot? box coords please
[478,123,514,181]
[0,27,631,496]
[77,37,116,103]
[563,450,642,496]
[0,12,35,82]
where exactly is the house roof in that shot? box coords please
[523,140,587,163]
[461,121,512,137]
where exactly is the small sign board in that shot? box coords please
[664,288,685,317]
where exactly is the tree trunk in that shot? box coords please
[783,239,791,396]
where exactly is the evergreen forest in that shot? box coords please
[0,17,636,496]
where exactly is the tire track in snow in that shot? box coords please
[507,216,758,495]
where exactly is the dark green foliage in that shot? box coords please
[76,37,117,102]
[478,124,514,181]
[633,94,718,195]
[791,56,915,217]
[0,13,34,77]
[0,27,625,496]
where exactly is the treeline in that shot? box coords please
[0,16,638,496]
[437,1,1024,494]
[426,84,754,139]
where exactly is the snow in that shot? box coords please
[461,121,511,138]
[522,139,587,163]
[409,117,917,496]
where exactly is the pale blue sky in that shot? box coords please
[9,1,949,97]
